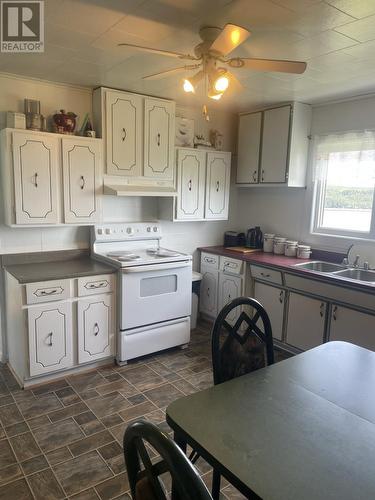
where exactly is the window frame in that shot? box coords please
[311,133,375,241]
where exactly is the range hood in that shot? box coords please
[103,177,177,197]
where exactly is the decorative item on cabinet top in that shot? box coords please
[236,101,311,188]
[93,87,177,197]
[0,128,103,227]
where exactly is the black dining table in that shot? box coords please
[166,341,375,500]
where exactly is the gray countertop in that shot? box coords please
[1,250,116,284]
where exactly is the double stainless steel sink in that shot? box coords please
[294,261,375,283]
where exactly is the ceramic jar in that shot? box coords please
[263,233,275,253]
[285,240,298,257]
[297,245,312,259]
[273,237,287,255]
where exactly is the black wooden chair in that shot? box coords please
[123,420,213,500]
[191,296,275,499]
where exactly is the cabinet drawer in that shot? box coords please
[78,274,115,296]
[201,252,219,269]
[250,265,282,285]
[26,280,71,304]
[220,256,243,275]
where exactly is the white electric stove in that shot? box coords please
[91,222,192,364]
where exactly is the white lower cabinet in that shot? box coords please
[329,304,375,350]
[78,295,114,363]
[286,292,326,350]
[218,273,243,324]
[254,281,285,341]
[28,302,73,376]
[200,267,219,318]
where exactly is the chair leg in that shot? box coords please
[212,469,221,500]
[188,450,200,464]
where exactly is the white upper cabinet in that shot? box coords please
[260,105,290,183]
[105,90,142,177]
[62,137,102,223]
[237,112,261,184]
[205,151,231,220]
[12,131,60,224]
[144,98,175,179]
[93,87,176,183]
[176,149,206,220]
[236,102,311,187]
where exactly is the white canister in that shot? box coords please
[263,233,275,253]
[297,245,312,259]
[273,237,287,255]
[285,240,298,257]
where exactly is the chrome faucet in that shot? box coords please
[353,255,360,268]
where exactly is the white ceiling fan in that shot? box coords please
[118,23,307,100]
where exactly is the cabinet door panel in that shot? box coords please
[329,305,375,351]
[254,281,284,340]
[218,273,243,324]
[62,137,102,223]
[200,267,219,318]
[144,99,175,179]
[286,292,326,350]
[28,302,72,376]
[78,295,114,363]
[260,106,291,183]
[205,152,231,220]
[106,90,142,176]
[12,131,60,224]
[176,149,206,220]
[237,112,261,184]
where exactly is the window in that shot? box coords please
[312,131,375,239]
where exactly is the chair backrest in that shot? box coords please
[211,296,275,385]
[123,420,213,500]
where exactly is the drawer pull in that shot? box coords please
[320,302,325,317]
[88,282,106,289]
[205,257,215,264]
[333,305,337,321]
[260,272,271,278]
[279,290,284,303]
[40,289,59,296]
[48,332,53,346]
[94,323,100,336]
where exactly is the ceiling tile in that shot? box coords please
[325,0,375,19]
[335,14,375,42]
[271,0,321,11]
[343,39,375,59]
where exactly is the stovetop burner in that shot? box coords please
[117,255,141,262]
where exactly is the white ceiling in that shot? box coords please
[2,0,375,111]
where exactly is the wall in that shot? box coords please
[236,94,375,252]
[0,72,238,360]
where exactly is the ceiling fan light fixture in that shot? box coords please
[183,78,195,93]
[182,70,204,93]
[208,87,223,100]
[214,74,229,92]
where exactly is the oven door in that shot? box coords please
[120,261,192,330]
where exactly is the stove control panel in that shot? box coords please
[92,222,161,242]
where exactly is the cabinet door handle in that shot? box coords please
[279,290,284,303]
[80,175,85,190]
[261,169,265,182]
[157,133,161,146]
[188,179,192,191]
[320,302,325,317]
[206,287,210,297]
[40,289,58,296]
[332,305,337,321]
[253,170,257,182]
[216,181,220,192]
[94,323,99,336]
[122,128,127,141]
[48,332,53,346]
[260,272,271,278]
[33,172,38,188]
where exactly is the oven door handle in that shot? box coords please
[122,261,191,273]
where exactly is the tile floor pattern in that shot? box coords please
[0,322,290,500]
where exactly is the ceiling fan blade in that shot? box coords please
[118,43,197,60]
[210,24,251,56]
[142,64,201,81]
[229,57,307,74]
